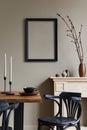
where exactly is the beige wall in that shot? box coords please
[0,0,87,130]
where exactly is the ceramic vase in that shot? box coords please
[79,62,86,77]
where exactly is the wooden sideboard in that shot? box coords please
[51,77,87,130]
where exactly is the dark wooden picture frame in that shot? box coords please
[25,18,58,62]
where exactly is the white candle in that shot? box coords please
[10,56,12,82]
[4,53,7,77]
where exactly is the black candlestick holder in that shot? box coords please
[4,77,6,93]
[1,77,7,94]
[5,81,14,95]
[9,81,12,93]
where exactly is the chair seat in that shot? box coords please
[38,117,76,126]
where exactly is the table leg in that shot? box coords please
[14,103,24,130]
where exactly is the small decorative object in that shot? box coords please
[79,63,86,77]
[21,87,38,96]
[23,87,37,93]
[55,74,60,77]
[57,13,86,77]
[62,69,70,77]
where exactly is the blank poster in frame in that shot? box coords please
[25,18,58,62]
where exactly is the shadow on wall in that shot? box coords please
[37,78,54,118]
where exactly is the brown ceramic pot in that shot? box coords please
[79,62,86,77]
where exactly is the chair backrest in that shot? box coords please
[0,100,19,130]
[59,92,81,119]
[0,100,9,114]
[5,102,19,130]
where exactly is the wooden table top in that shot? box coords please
[0,91,42,103]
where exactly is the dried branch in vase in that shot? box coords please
[57,13,84,63]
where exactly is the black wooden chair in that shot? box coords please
[0,101,19,130]
[38,92,82,130]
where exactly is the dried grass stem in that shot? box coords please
[57,13,84,63]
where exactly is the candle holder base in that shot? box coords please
[0,91,13,95]
[6,92,14,95]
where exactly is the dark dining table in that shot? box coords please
[0,91,42,130]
